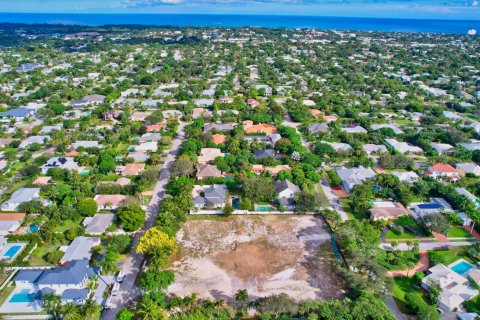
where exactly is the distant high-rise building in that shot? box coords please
[468,29,477,35]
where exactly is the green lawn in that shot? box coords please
[428,247,475,265]
[448,226,473,238]
[28,244,61,266]
[385,230,418,241]
[377,250,419,271]
[0,285,14,306]
[55,219,83,233]
[391,276,425,314]
[395,216,431,237]
[395,119,415,125]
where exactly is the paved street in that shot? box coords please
[381,241,476,251]
[101,121,186,320]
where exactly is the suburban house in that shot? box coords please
[59,236,100,265]
[1,188,41,211]
[203,122,237,133]
[196,164,222,180]
[246,99,260,108]
[83,214,115,235]
[135,142,157,152]
[384,139,423,154]
[198,148,224,164]
[456,188,480,207]
[0,213,25,235]
[127,151,149,163]
[72,141,100,150]
[13,259,99,305]
[460,139,480,152]
[391,171,419,184]
[40,124,62,134]
[140,133,161,143]
[146,124,166,132]
[192,184,227,209]
[430,142,455,154]
[413,198,453,217]
[130,112,151,122]
[253,149,277,161]
[0,108,36,121]
[321,141,352,152]
[363,144,388,155]
[115,163,145,176]
[457,163,480,177]
[422,262,478,311]
[369,201,410,220]
[275,180,300,210]
[212,134,227,144]
[192,108,213,119]
[41,157,79,174]
[252,164,292,177]
[19,136,48,149]
[243,121,277,134]
[93,195,127,211]
[335,166,376,192]
[370,124,404,135]
[71,94,105,108]
[427,163,461,182]
[308,123,329,135]
[340,125,368,134]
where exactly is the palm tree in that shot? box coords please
[80,299,102,320]
[60,303,81,320]
[235,289,249,310]
[42,293,61,319]
[214,299,226,317]
[137,297,167,320]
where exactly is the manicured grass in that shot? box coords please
[395,216,430,237]
[340,199,360,220]
[395,119,415,125]
[391,276,425,314]
[377,250,419,271]
[385,230,418,240]
[55,219,82,233]
[29,243,61,266]
[448,226,473,238]
[428,247,475,265]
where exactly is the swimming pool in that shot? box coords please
[9,290,36,303]
[4,245,22,258]
[232,198,239,209]
[257,205,274,212]
[29,224,38,233]
[451,261,474,275]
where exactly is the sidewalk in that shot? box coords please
[388,251,429,277]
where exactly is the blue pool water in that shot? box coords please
[232,198,239,209]
[10,290,35,303]
[4,246,22,258]
[257,206,274,212]
[128,146,135,151]
[451,261,473,275]
[80,170,90,175]
[29,224,38,233]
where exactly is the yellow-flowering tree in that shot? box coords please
[136,227,176,257]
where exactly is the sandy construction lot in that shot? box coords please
[168,215,344,301]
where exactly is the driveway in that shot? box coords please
[101,121,186,320]
[318,179,349,222]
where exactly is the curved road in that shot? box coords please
[101,121,186,320]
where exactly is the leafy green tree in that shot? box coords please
[117,204,146,232]
[77,198,97,217]
[139,270,175,293]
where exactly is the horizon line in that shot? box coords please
[0,12,479,22]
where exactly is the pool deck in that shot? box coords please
[0,287,42,314]
[0,243,27,260]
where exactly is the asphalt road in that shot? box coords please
[101,121,186,320]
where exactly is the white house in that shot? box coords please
[1,188,41,211]
[41,157,79,174]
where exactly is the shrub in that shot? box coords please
[44,250,64,264]
[391,226,404,235]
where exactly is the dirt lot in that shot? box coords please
[168,215,344,302]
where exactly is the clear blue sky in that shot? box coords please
[0,0,479,20]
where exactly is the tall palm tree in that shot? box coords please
[80,299,102,320]
[235,289,249,310]
[42,293,61,320]
[137,297,167,320]
[60,303,82,320]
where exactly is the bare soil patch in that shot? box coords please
[168,215,344,301]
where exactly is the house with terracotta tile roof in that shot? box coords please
[324,115,338,122]
[93,195,127,211]
[32,176,51,185]
[243,121,277,134]
[212,134,227,145]
[115,163,145,176]
[310,109,324,118]
[146,124,166,132]
[196,164,223,179]
[0,213,25,235]
[246,99,260,108]
[370,201,410,220]
[428,163,460,182]
[252,164,292,177]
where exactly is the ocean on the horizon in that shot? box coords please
[0,13,478,35]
